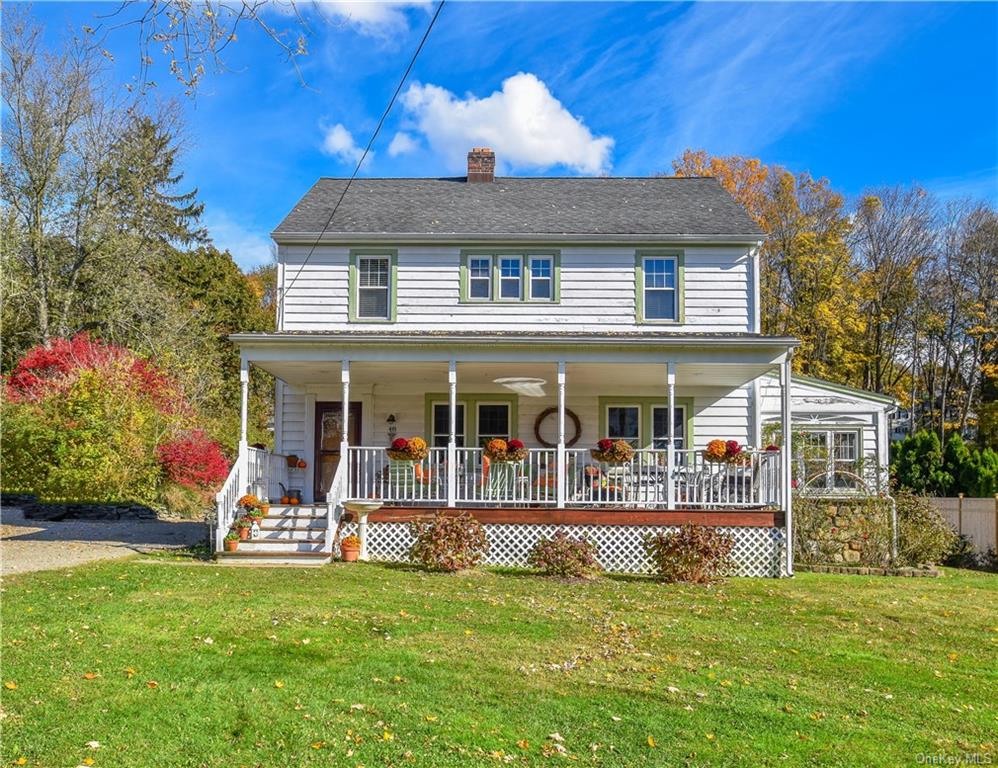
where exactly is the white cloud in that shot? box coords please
[399,72,614,174]
[321,123,368,165]
[203,211,274,270]
[387,131,419,157]
[270,1,429,38]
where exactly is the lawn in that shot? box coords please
[1,560,996,767]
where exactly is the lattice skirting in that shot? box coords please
[338,522,787,578]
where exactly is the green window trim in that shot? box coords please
[424,393,518,447]
[460,250,560,304]
[635,250,685,324]
[598,396,695,449]
[348,249,398,323]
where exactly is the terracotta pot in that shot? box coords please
[237,527,250,541]
[224,539,238,552]
[340,544,360,562]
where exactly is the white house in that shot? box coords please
[215,147,889,576]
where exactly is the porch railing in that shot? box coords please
[341,445,781,510]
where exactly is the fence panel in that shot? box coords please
[931,497,998,554]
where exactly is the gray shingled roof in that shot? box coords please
[272,176,762,239]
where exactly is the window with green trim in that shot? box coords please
[635,251,684,323]
[349,250,397,322]
[424,393,518,447]
[461,252,559,303]
[599,397,692,449]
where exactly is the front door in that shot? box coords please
[314,402,362,500]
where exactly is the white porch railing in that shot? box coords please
[342,445,780,509]
[214,446,295,550]
[214,453,245,550]
[325,457,348,552]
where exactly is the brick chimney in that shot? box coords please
[467,147,495,183]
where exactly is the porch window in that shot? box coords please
[431,402,466,448]
[606,406,640,447]
[797,428,863,490]
[651,406,686,450]
[499,257,522,300]
[477,403,510,445]
[528,256,553,300]
[355,255,392,319]
[468,256,492,299]
[642,257,677,321]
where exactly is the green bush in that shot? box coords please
[892,430,998,497]
[894,489,958,567]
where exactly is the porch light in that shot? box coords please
[386,414,397,441]
[493,377,547,397]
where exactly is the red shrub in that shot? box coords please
[156,430,230,489]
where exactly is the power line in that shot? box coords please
[279,0,445,305]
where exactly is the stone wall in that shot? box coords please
[2,493,158,521]
[794,497,893,567]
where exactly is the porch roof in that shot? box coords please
[232,332,798,389]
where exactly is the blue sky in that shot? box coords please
[26,1,998,268]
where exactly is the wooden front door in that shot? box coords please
[314,402,362,500]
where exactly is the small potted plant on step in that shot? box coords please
[223,531,240,552]
[340,534,361,562]
[235,516,252,541]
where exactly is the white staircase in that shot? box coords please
[218,505,332,565]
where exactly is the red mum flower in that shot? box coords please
[507,438,525,450]
[725,440,741,456]
[597,438,614,452]
[765,444,780,452]
[391,437,409,451]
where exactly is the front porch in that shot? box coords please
[218,333,797,575]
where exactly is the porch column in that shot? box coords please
[447,360,457,508]
[239,356,250,495]
[780,355,794,576]
[666,362,676,510]
[556,361,566,508]
[341,360,351,502]
[239,356,250,451]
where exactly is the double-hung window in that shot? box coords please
[498,256,522,300]
[651,406,687,450]
[528,255,553,300]
[798,428,862,490]
[354,254,392,320]
[606,406,640,447]
[477,403,511,445]
[431,402,466,448]
[468,256,492,299]
[642,256,678,321]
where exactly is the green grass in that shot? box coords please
[2,561,996,767]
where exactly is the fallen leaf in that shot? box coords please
[350,703,365,711]
[146,680,159,689]
[15,759,27,766]
[82,672,98,680]
[82,759,95,767]
[124,668,136,679]
[311,741,325,749]
[382,730,394,741]
[424,715,438,722]
[3,681,17,690]
[517,739,529,750]
[647,735,657,748]
[666,686,680,694]
[203,637,214,645]
[548,732,564,743]
[610,716,622,722]
[274,680,285,689]
[85,741,101,749]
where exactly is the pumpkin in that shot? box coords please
[280,495,290,504]
[296,459,307,469]
[289,497,300,505]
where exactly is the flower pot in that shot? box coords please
[340,545,360,562]
[224,539,238,552]
[237,527,250,541]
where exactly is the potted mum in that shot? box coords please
[238,494,263,522]
[590,438,635,465]
[385,437,429,463]
[340,534,361,562]
[483,438,527,463]
[223,531,240,552]
[703,439,749,465]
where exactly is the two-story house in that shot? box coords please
[216,148,890,575]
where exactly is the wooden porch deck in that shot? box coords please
[356,506,785,528]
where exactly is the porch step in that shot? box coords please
[235,539,327,554]
[217,550,331,566]
[261,515,329,530]
[256,527,327,541]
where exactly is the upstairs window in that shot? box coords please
[642,256,677,321]
[468,256,492,299]
[499,256,522,300]
[529,256,553,300]
[351,252,395,321]
[462,252,558,303]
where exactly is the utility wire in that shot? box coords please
[279,0,445,305]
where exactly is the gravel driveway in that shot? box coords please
[1,506,206,576]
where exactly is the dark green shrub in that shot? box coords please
[409,512,488,572]
[644,523,734,584]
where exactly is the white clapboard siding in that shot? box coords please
[278,245,751,332]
